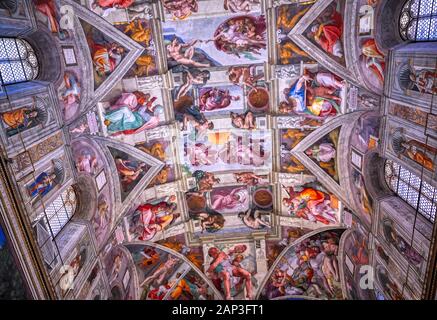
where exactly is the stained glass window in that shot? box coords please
[0,38,38,85]
[400,0,437,41]
[385,160,437,222]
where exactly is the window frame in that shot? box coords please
[385,159,437,223]
[399,0,437,41]
[35,185,78,239]
[32,185,78,270]
[0,37,39,86]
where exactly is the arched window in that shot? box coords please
[385,160,436,222]
[33,186,77,269]
[0,38,38,85]
[399,0,437,41]
[36,186,77,237]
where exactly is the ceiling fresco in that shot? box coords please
[8,0,431,301]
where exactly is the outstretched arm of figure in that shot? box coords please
[176,73,193,100]
[207,253,225,273]
[182,39,200,48]
[205,34,222,43]
[295,76,307,91]
[211,196,225,211]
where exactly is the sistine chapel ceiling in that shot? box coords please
[0,0,436,301]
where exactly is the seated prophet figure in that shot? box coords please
[284,74,340,119]
[207,245,253,300]
[104,92,163,135]
[1,108,40,136]
[134,200,179,241]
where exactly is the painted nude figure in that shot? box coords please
[230,111,256,129]
[140,254,179,287]
[228,65,264,91]
[233,172,266,186]
[224,0,260,13]
[167,38,210,68]
[162,0,198,20]
[238,208,271,229]
[176,69,211,101]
